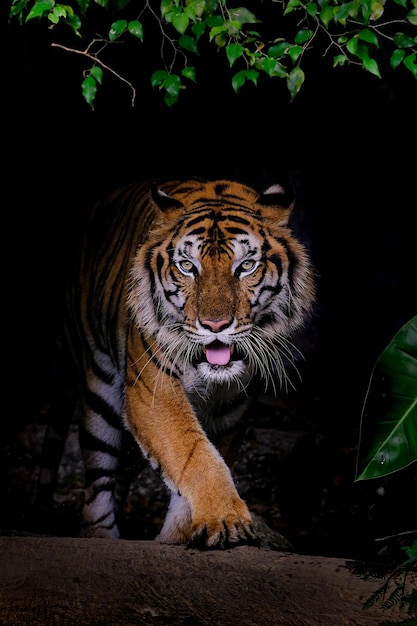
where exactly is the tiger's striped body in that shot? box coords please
[64,178,315,547]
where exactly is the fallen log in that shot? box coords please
[0,537,414,625]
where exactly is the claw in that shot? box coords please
[187,519,258,550]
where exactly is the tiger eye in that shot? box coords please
[179,260,194,272]
[240,259,256,271]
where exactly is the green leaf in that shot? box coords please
[160,0,172,19]
[232,70,246,93]
[333,53,348,67]
[244,68,258,85]
[393,32,415,48]
[407,8,417,25]
[286,66,305,100]
[334,2,351,24]
[128,20,143,41]
[191,21,206,40]
[363,57,381,78]
[183,5,197,21]
[172,12,189,35]
[231,69,258,93]
[347,0,360,19]
[355,316,417,481]
[226,43,244,67]
[26,0,54,21]
[187,0,205,18]
[214,31,228,48]
[360,0,374,22]
[393,0,408,7]
[305,2,318,18]
[246,30,261,39]
[48,11,60,24]
[76,0,90,13]
[294,29,313,44]
[320,5,334,28]
[358,28,379,47]
[370,2,384,21]
[51,5,67,20]
[403,53,417,78]
[64,12,81,34]
[164,73,181,97]
[268,41,289,58]
[164,92,178,107]
[288,45,303,64]
[203,0,219,17]
[284,0,301,15]
[346,37,358,56]
[179,35,199,54]
[181,66,196,82]
[81,75,97,110]
[90,65,103,84]
[206,14,223,28]
[347,37,370,61]
[209,24,227,41]
[390,48,405,70]
[151,69,168,88]
[109,19,127,41]
[260,57,288,77]
[152,70,182,107]
[9,0,28,20]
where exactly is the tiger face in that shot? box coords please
[128,180,315,393]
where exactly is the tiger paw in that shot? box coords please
[155,492,258,549]
[187,498,258,549]
[188,517,258,550]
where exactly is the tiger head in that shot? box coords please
[128,179,315,392]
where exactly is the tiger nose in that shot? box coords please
[200,318,232,333]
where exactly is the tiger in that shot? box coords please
[63,176,316,548]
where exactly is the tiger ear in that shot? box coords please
[150,185,184,214]
[257,183,295,225]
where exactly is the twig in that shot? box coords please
[51,42,137,106]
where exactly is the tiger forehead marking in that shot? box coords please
[174,212,262,264]
[165,178,259,204]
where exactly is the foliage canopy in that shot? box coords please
[9,0,417,108]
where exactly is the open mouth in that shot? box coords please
[203,341,235,366]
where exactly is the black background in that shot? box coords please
[2,2,416,554]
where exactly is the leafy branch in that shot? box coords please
[51,39,138,106]
[8,0,417,108]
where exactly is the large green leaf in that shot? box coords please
[355,316,417,481]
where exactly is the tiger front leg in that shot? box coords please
[125,371,257,549]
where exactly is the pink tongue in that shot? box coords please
[206,343,231,366]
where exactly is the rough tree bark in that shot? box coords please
[0,537,414,626]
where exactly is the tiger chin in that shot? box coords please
[64,177,316,549]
